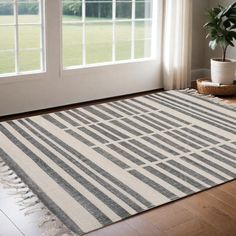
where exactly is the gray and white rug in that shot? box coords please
[0,89,236,235]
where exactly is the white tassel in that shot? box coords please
[41,227,74,236]
[0,158,74,235]
[24,206,46,216]
[41,223,76,236]
[39,216,56,228]
[54,228,75,236]
[7,189,30,196]
[0,169,12,175]
[19,200,41,211]
[182,88,236,110]
[3,182,26,189]
[17,195,37,205]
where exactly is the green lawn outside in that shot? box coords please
[0,15,151,74]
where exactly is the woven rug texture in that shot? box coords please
[0,90,236,235]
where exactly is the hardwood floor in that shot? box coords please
[86,181,236,236]
[0,90,235,236]
[0,183,44,236]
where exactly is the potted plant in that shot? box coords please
[204,2,236,85]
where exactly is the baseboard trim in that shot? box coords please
[0,88,163,122]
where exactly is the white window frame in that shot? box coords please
[0,0,163,116]
[0,0,46,79]
[0,0,160,83]
[62,0,155,70]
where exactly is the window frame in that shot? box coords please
[0,0,159,83]
[0,0,163,117]
[0,0,46,78]
[62,0,156,70]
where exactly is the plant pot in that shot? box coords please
[211,58,236,85]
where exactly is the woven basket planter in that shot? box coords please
[197,78,236,96]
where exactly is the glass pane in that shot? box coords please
[135,39,151,59]
[19,50,40,72]
[86,2,112,21]
[19,25,40,49]
[116,41,131,61]
[135,21,152,40]
[0,26,15,50]
[62,0,82,22]
[18,2,40,24]
[86,22,112,44]
[86,43,112,64]
[135,20,152,59]
[135,0,152,19]
[116,22,131,41]
[86,23,112,64]
[61,0,153,67]
[63,14,82,22]
[0,51,15,74]
[0,2,14,24]
[63,24,83,67]
[116,1,132,19]
[115,22,132,61]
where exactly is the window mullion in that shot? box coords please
[82,0,86,65]
[39,0,45,71]
[131,0,136,59]
[14,0,19,73]
[112,0,116,62]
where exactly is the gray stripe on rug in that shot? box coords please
[0,148,84,235]
[0,124,113,225]
[25,118,153,208]
[145,95,236,134]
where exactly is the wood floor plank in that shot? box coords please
[194,228,229,236]
[165,217,217,236]
[219,181,236,197]
[87,221,141,236]
[86,225,118,236]
[222,95,236,104]
[125,213,168,236]
[207,187,236,209]
[177,192,236,234]
[141,204,195,231]
[0,210,23,236]
[0,185,44,236]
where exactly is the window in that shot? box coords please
[62,0,153,68]
[0,0,44,76]
[0,0,161,116]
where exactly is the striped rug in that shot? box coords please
[0,90,236,235]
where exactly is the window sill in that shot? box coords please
[62,57,157,78]
[0,71,47,84]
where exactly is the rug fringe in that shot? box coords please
[0,158,75,236]
[181,88,236,110]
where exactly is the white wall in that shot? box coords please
[192,0,209,69]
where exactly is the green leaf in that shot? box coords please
[204,2,236,57]
[203,22,212,28]
[228,17,236,24]
[223,19,231,28]
[209,39,218,50]
[230,24,236,30]
[227,40,234,47]
[222,2,236,17]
